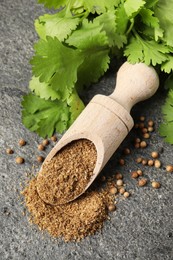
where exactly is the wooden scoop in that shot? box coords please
[37,62,159,204]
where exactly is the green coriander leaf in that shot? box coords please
[35,9,80,41]
[161,89,173,122]
[161,55,173,74]
[115,3,129,34]
[164,73,173,90]
[124,35,169,66]
[22,93,70,137]
[38,0,67,9]
[124,0,145,19]
[31,36,84,100]
[67,89,85,125]
[84,0,120,14]
[159,122,173,144]
[29,76,60,100]
[95,11,117,47]
[67,19,110,87]
[139,8,163,40]
[154,0,173,47]
[145,0,159,8]
[159,89,173,144]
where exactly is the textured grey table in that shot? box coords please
[1,1,173,259]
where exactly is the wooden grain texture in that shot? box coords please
[38,62,159,202]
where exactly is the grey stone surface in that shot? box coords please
[0,1,173,260]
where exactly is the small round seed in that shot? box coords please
[15,157,24,164]
[123,148,131,155]
[139,116,145,121]
[135,138,141,143]
[116,179,123,186]
[6,148,14,154]
[119,158,125,166]
[108,204,116,212]
[151,151,159,159]
[134,143,140,148]
[151,181,161,189]
[136,157,142,163]
[141,128,148,134]
[109,187,118,195]
[166,165,173,173]
[134,123,139,129]
[119,187,125,194]
[142,159,148,165]
[101,175,106,182]
[51,135,57,142]
[140,141,147,148]
[37,156,44,163]
[138,178,147,187]
[148,120,154,127]
[18,139,26,146]
[143,133,150,139]
[148,126,154,132]
[115,173,123,180]
[42,139,49,146]
[137,169,143,176]
[131,171,138,178]
[38,144,45,151]
[154,159,161,168]
[124,191,130,198]
[148,159,154,166]
[139,122,145,129]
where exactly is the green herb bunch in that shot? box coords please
[22,0,173,143]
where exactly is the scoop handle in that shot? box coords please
[109,62,159,111]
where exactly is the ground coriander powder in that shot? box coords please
[21,139,115,242]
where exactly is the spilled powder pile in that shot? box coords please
[21,139,115,241]
[21,177,114,242]
[37,139,97,204]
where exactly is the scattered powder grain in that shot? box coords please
[37,139,97,205]
[21,177,114,242]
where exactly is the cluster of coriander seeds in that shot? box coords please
[6,135,58,164]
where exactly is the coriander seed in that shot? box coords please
[42,139,49,146]
[166,165,173,173]
[123,148,131,155]
[115,173,123,180]
[139,116,145,121]
[151,181,161,189]
[143,133,150,139]
[6,148,14,154]
[109,187,118,195]
[148,159,154,166]
[136,157,142,163]
[142,159,148,165]
[19,139,26,146]
[116,179,123,186]
[137,169,143,176]
[37,156,44,163]
[140,141,147,148]
[51,135,57,142]
[15,157,24,164]
[138,178,147,187]
[151,151,159,159]
[124,191,130,198]
[108,204,116,212]
[119,158,125,166]
[131,171,138,179]
[119,187,125,194]
[154,159,161,168]
[148,120,154,127]
[141,128,148,134]
[148,126,154,132]
[38,144,45,151]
